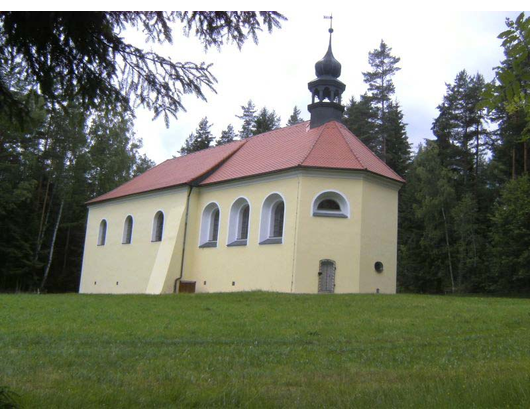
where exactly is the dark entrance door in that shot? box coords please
[318,260,336,293]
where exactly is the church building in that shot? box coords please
[79,30,405,295]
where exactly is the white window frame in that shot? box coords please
[311,190,350,218]
[151,210,165,242]
[97,219,108,246]
[259,192,286,245]
[122,215,134,244]
[199,202,221,248]
[227,197,251,246]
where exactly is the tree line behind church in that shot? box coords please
[0,12,528,294]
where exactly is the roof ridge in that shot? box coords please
[170,138,246,161]
[302,121,365,169]
[336,122,405,182]
[300,123,327,166]
[243,120,309,145]
[189,139,248,184]
[333,121,367,169]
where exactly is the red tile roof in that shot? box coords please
[87,140,246,204]
[88,120,404,205]
[201,121,405,185]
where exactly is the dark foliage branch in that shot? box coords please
[0,11,285,125]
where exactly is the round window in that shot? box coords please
[374,261,384,273]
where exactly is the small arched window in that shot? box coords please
[259,193,285,245]
[98,219,107,246]
[200,202,221,248]
[122,215,133,244]
[152,211,164,242]
[318,199,341,211]
[312,191,350,218]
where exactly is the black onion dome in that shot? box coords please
[315,39,341,78]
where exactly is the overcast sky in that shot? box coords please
[128,10,522,164]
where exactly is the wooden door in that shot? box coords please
[318,260,336,293]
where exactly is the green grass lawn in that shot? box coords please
[0,292,529,408]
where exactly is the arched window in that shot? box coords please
[199,202,221,248]
[312,191,350,218]
[259,193,285,245]
[98,219,107,246]
[271,201,284,238]
[122,215,133,244]
[152,211,164,242]
[238,205,250,240]
[318,199,341,211]
[227,197,251,246]
[209,208,220,242]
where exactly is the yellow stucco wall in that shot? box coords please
[79,187,188,294]
[292,173,364,293]
[183,175,300,293]
[79,170,400,295]
[358,177,400,294]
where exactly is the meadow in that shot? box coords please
[0,292,529,408]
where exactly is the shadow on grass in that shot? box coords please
[0,386,20,409]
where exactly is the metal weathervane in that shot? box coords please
[324,14,334,34]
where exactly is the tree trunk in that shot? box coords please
[40,199,64,291]
[512,146,516,180]
[523,140,528,174]
[442,206,455,293]
[62,226,71,274]
[35,176,51,256]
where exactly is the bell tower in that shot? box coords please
[308,17,346,129]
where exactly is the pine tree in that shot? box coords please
[237,100,257,139]
[286,106,303,126]
[179,117,215,155]
[363,40,401,162]
[342,95,379,154]
[216,124,237,146]
[489,174,530,293]
[398,142,457,293]
[383,101,411,177]
[432,70,489,186]
[253,107,281,135]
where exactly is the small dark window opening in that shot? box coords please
[98,220,107,246]
[375,261,384,273]
[123,216,133,244]
[209,208,220,242]
[153,211,164,242]
[271,201,284,238]
[318,199,341,211]
[238,205,250,240]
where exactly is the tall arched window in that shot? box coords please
[152,211,164,242]
[238,205,250,240]
[209,208,220,242]
[122,215,133,244]
[259,193,285,245]
[98,219,107,246]
[271,201,284,238]
[199,202,221,248]
[227,197,251,246]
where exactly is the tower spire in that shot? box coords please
[307,15,346,129]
